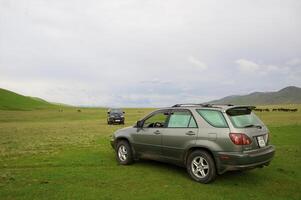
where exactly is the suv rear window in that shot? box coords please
[197,110,228,128]
[227,112,262,128]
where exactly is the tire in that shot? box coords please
[116,140,133,165]
[186,150,216,183]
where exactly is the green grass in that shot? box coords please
[0,88,57,110]
[0,106,300,200]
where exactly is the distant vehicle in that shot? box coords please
[110,104,275,183]
[107,108,125,125]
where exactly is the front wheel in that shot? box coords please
[116,140,133,165]
[186,150,216,183]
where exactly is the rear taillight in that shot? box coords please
[229,133,252,145]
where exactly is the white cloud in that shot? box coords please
[286,58,301,66]
[139,78,172,85]
[235,58,299,75]
[188,56,208,71]
[236,59,260,72]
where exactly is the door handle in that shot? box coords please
[185,131,196,136]
[154,130,161,135]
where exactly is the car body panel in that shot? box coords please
[214,145,275,174]
[161,127,198,161]
[132,128,163,158]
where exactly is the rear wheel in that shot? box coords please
[186,150,216,183]
[116,140,133,165]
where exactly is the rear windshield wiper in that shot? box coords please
[243,124,262,129]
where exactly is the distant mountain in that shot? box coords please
[0,88,56,110]
[208,86,301,105]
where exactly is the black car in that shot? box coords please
[107,108,125,124]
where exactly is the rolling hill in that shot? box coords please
[0,88,55,110]
[1,86,301,110]
[209,86,301,105]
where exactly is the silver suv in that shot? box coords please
[110,104,275,183]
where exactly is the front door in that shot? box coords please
[133,110,169,158]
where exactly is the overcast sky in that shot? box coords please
[0,0,300,107]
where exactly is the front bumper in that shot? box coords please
[214,145,275,174]
[108,117,124,123]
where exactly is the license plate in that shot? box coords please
[257,136,266,147]
[115,120,120,122]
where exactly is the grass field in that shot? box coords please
[0,89,56,111]
[0,105,300,200]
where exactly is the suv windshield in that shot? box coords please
[227,111,262,128]
[110,109,123,114]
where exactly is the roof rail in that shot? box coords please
[172,103,212,107]
[210,104,234,107]
[172,104,200,107]
[171,103,234,108]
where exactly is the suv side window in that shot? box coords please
[197,109,228,128]
[167,110,197,128]
[143,112,169,128]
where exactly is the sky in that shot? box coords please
[0,0,300,107]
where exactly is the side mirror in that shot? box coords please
[107,112,110,114]
[136,120,143,128]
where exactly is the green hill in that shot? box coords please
[209,86,301,105]
[0,88,55,110]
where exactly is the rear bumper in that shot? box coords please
[214,145,275,174]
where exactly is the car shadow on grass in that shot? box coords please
[132,159,260,184]
[134,159,188,177]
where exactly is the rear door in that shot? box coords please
[161,109,198,161]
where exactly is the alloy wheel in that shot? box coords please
[191,156,209,178]
[118,145,128,161]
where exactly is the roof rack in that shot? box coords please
[172,103,211,107]
[172,104,201,107]
[171,103,234,108]
[211,104,234,107]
